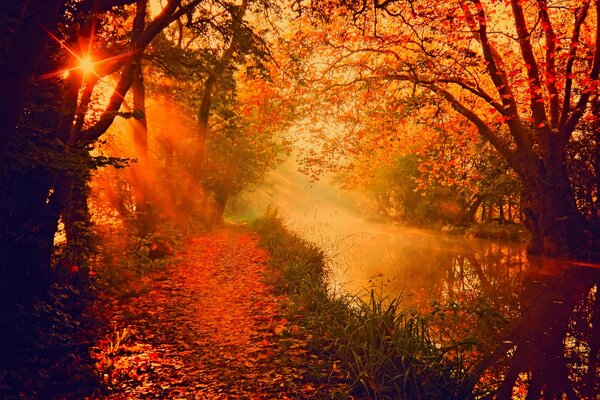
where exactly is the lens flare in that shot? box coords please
[80,56,95,75]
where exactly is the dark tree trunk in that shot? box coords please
[593,99,600,227]
[464,195,483,224]
[498,201,505,224]
[0,171,59,301]
[487,203,494,221]
[0,0,63,157]
[0,1,64,301]
[211,194,228,227]
[164,141,174,198]
[128,0,153,235]
[195,75,216,179]
[61,173,92,268]
[181,75,215,221]
[521,169,597,259]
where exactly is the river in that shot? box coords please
[230,158,600,398]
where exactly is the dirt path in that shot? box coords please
[96,226,339,399]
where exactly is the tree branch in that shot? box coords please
[509,0,550,137]
[538,0,560,128]
[79,0,203,143]
[432,85,521,173]
[462,0,534,157]
[561,1,600,148]
[559,1,590,129]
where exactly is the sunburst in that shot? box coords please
[35,22,140,83]
[79,55,95,76]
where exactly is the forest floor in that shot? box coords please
[94,225,346,399]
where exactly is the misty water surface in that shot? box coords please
[231,157,528,302]
[230,157,600,398]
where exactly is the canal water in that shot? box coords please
[230,158,600,398]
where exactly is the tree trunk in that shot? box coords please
[593,102,600,227]
[181,75,215,221]
[130,55,153,236]
[211,193,228,227]
[498,201,505,224]
[0,171,59,301]
[0,0,63,157]
[61,173,92,268]
[164,141,175,204]
[195,75,216,179]
[522,171,597,259]
[464,195,483,224]
[486,203,494,221]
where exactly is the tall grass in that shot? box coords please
[252,210,484,399]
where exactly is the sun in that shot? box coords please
[79,56,95,75]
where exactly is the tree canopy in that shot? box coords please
[285,0,600,258]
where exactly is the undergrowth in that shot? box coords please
[0,218,185,399]
[253,209,488,400]
[91,220,183,297]
[0,277,102,399]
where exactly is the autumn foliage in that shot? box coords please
[287,0,600,258]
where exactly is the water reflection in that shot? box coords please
[332,228,528,306]
[339,235,598,398]
[343,234,599,398]
[474,262,600,399]
[321,231,598,396]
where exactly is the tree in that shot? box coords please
[298,0,600,259]
[0,0,203,301]
[143,0,287,223]
[202,74,294,224]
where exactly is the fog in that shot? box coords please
[228,156,528,304]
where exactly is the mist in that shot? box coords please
[228,156,528,304]
[89,91,528,308]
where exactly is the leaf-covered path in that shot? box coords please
[97,226,338,399]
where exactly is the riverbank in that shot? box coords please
[2,218,496,399]
[253,211,490,399]
[441,221,530,242]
